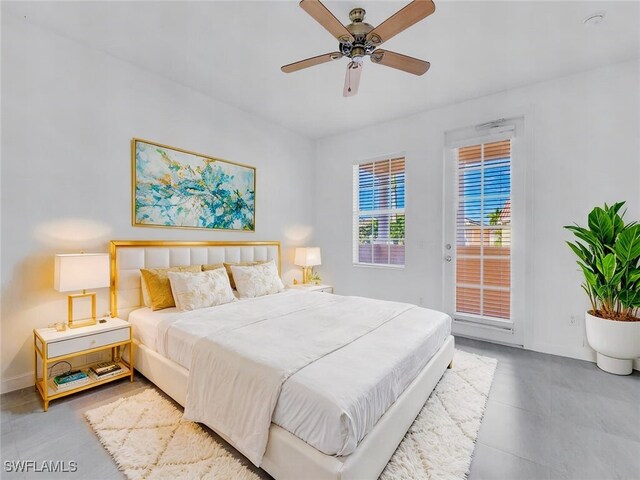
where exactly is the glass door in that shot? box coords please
[444,124,524,345]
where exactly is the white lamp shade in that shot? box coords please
[294,247,322,267]
[54,253,110,292]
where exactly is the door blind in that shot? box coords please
[353,158,405,266]
[455,140,511,320]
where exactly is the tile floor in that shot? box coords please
[1,337,638,480]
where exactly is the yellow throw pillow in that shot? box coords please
[202,263,225,272]
[140,265,201,310]
[223,261,266,290]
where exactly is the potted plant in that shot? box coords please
[565,202,640,375]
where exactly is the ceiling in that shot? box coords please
[4,1,639,139]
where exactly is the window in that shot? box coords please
[353,158,405,267]
[455,140,511,320]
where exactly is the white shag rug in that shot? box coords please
[86,350,496,480]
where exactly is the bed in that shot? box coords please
[110,240,454,480]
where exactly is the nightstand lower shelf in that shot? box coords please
[35,360,132,402]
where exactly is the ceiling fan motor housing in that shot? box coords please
[340,8,376,58]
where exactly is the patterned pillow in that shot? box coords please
[222,261,266,290]
[167,268,236,311]
[231,260,285,298]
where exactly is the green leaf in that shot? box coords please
[618,290,640,308]
[578,242,593,263]
[580,264,598,289]
[566,241,587,262]
[611,269,625,286]
[628,269,640,284]
[612,215,625,238]
[565,226,602,252]
[596,253,616,282]
[592,283,607,301]
[605,202,626,237]
[615,225,640,264]
[606,201,626,217]
[588,207,614,245]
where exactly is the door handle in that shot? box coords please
[445,255,452,262]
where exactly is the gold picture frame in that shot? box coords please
[132,138,256,231]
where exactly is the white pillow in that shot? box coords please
[231,260,285,298]
[167,268,235,311]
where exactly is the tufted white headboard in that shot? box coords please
[110,240,281,319]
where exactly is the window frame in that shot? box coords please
[352,156,406,269]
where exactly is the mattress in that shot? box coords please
[128,290,451,456]
[129,305,178,349]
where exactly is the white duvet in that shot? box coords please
[130,290,451,466]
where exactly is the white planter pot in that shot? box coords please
[585,311,640,375]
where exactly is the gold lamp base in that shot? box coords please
[301,267,313,284]
[68,290,97,329]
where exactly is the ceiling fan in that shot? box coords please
[281,0,436,97]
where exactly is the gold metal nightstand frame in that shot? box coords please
[33,327,134,412]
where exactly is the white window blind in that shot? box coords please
[353,158,405,267]
[455,140,511,320]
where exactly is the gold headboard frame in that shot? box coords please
[109,240,282,318]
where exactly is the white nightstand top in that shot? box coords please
[35,318,129,342]
[288,283,333,292]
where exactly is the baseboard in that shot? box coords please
[2,350,113,394]
[527,342,639,372]
[1,372,34,394]
[526,342,594,362]
[456,335,639,372]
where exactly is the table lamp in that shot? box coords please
[294,247,321,284]
[54,253,110,328]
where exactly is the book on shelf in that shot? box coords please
[90,361,122,376]
[54,370,88,385]
[87,366,127,381]
[50,376,90,392]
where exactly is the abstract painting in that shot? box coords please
[132,139,255,231]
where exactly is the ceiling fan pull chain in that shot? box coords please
[347,61,354,92]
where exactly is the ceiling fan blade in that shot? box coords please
[370,50,430,75]
[299,0,354,43]
[366,0,435,46]
[343,62,362,97]
[281,52,343,73]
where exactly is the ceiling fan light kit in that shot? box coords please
[282,0,436,97]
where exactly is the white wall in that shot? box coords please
[2,14,639,394]
[1,15,316,392]
[314,59,640,364]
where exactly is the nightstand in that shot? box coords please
[289,283,334,294]
[33,318,133,411]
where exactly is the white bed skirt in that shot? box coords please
[132,335,454,480]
